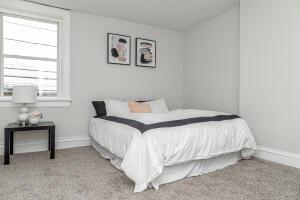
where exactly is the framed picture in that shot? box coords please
[136,38,156,68]
[107,33,131,65]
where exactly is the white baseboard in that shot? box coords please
[1,139,299,169]
[0,136,91,155]
[255,146,300,169]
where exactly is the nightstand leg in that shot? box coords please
[49,127,55,159]
[4,129,10,165]
[48,130,50,151]
[10,131,14,155]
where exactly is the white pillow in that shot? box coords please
[104,99,130,116]
[147,98,169,113]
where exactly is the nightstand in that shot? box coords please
[3,121,55,165]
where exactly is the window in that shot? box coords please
[1,14,59,97]
[0,4,70,107]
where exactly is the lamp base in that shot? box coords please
[18,104,29,126]
[18,112,29,122]
[18,121,29,127]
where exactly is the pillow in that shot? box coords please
[128,101,152,113]
[92,101,107,117]
[104,99,131,116]
[147,98,169,113]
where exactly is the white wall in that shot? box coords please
[183,8,239,114]
[240,0,300,154]
[0,11,183,152]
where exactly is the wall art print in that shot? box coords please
[136,38,156,68]
[107,33,131,65]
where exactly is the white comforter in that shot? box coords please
[89,109,256,192]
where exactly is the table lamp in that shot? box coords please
[12,85,37,126]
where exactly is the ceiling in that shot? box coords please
[23,0,239,31]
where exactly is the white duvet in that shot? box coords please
[89,109,256,192]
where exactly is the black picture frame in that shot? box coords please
[135,38,156,68]
[107,33,131,65]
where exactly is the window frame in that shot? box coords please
[0,3,70,107]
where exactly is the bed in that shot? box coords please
[89,100,256,192]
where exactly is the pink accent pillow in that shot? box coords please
[128,101,152,113]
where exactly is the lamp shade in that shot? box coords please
[12,85,37,104]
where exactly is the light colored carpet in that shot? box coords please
[0,146,300,200]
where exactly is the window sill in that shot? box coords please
[0,97,72,108]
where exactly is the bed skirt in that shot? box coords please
[91,140,241,190]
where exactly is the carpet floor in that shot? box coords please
[0,146,300,200]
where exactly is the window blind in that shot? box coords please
[1,14,59,97]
